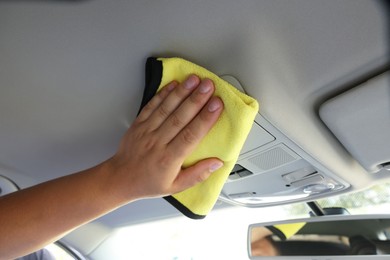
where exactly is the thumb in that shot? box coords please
[172,159,224,194]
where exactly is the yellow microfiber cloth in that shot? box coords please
[139,57,259,219]
[267,222,306,240]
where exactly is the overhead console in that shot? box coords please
[219,76,350,207]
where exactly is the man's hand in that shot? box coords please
[110,75,224,199]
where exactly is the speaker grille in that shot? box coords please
[248,146,297,171]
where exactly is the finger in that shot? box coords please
[171,158,224,194]
[136,81,178,123]
[169,96,224,158]
[158,78,215,143]
[146,75,201,131]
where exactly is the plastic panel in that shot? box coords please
[320,72,390,173]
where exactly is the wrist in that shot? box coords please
[99,156,140,206]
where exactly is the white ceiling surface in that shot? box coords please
[0,0,388,226]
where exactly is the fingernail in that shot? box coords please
[209,162,224,172]
[208,98,222,112]
[184,75,199,90]
[199,80,212,94]
[167,81,178,92]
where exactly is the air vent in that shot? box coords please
[248,144,299,171]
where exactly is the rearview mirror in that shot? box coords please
[248,215,390,259]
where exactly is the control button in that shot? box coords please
[282,167,317,183]
[290,174,324,188]
[238,170,253,178]
[303,183,335,194]
[228,173,241,180]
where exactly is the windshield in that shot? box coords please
[284,182,390,216]
[91,182,390,259]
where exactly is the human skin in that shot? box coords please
[0,75,224,259]
[251,227,278,256]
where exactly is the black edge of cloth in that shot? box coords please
[266,226,287,241]
[137,57,163,114]
[138,57,206,220]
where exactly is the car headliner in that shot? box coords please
[0,0,389,228]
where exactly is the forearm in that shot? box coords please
[0,75,223,259]
[0,159,130,259]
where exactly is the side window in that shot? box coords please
[44,243,81,260]
[17,243,77,260]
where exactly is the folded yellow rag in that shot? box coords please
[139,57,259,219]
[267,222,306,240]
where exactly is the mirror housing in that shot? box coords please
[248,214,390,259]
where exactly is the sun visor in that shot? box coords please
[319,72,390,173]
